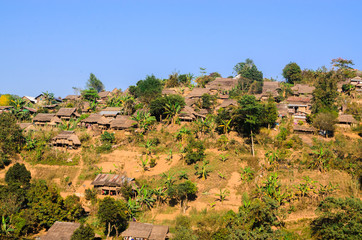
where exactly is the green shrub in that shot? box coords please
[184,139,206,165]
[101,131,115,143]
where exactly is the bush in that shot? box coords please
[149,94,186,121]
[311,197,362,239]
[96,142,112,153]
[71,224,95,240]
[101,131,115,143]
[184,139,206,165]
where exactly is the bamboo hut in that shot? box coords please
[110,115,135,130]
[91,174,134,196]
[33,113,61,126]
[41,221,81,240]
[51,131,81,149]
[56,108,79,120]
[121,222,170,240]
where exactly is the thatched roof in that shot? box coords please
[186,88,211,98]
[18,123,33,130]
[179,106,197,121]
[33,113,56,122]
[261,81,280,96]
[110,115,135,129]
[205,77,238,91]
[63,95,80,101]
[81,114,102,123]
[338,114,358,124]
[56,108,77,117]
[162,88,177,95]
[286,96,311,105]
[23,107,37,113]
[291,84,315,95]
[91,174,134,187]
[216,99,238,110]
[276,103,288,116]
[52,131,81,145]
[293,125,316,132]
[351,76,362,82]
[98,91,111,98]
[42,221,80,240]
[121,222,169,240]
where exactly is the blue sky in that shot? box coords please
[1,0,361,97]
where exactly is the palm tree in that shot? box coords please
[42,91,55,105]
[135,186,155,210]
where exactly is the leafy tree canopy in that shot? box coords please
[282,62,302,84]
[312,72,338,113]
[150,94,185,121]
[5,163,31,187]
[0,113,24,155]
[86,73,104,92]
[311,197,362,240]
[71,224,95,240]
[81,88,99,102]
[130,75,162,103]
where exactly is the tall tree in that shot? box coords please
[97,197,129,238]
[282,62,302,84]
[86,73,104,92]
[312,72,338,113]
[232,95,264,156]
[233,58,263,93]
[0,113,24,155]
[5,163,31,187]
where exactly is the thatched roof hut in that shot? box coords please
[291,84,315,96]
[338,114,358,124]
[186,88,211,99]
[63,95,80,101]
[121,222,170,240]
[276,103,288,117]
[293,125,316,134]
[162,88,177,95]
[99,107,121,118]
[0,106,13,113]
[41,221,80,240]
[261,81,280,96]
[205,77,238,92]
[52,131,81,148]
[98,91,111,99]
[286,96,312,106]
[56,108,79,119]
[33,113,61,125]
[110,115,135,130]
[216,99,238,110]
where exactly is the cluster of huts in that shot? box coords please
[40,221,171,240]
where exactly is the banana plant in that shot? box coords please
[216,189,230,203]
[1,215,14,237]
[194,160,212,180]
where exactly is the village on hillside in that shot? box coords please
[0,58,361,240]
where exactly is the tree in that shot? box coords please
[0,94,12,106]
[86,73,104,92]
[130,75,162,102]
[150,95,185,121]
[312,72,338,113]
[0,113,24,155]
[282,62,302,84]
[331,58,356,79]
[313,112,337,137]
[233,58,263,93]
[5,163,31,187]
[261,98,278,128]
[81,88,99,102]
[167,181,197,213]
[71,224,95,240]
[311,197,362,240]
[97,197,128,238]
[184,139,206,165]
[201,93,216,109]
[232,95,264,156]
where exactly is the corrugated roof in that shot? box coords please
[91,174,134,187]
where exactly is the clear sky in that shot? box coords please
[1,0,361,97]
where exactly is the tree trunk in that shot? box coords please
[107,222,111,239]
[251,129,255,156]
